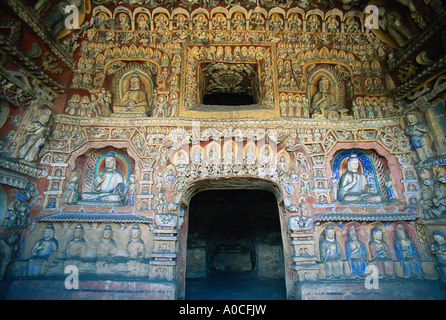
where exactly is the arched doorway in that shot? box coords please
[176,177,294,300]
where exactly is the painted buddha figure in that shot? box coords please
[431,230,446,280]
[338,155,381,202]
[28,224,58,276]
[320,225,344,278]
[404,112,435,162]
[116,74,150,115]
[310,77,337,115]
[81,153,126,204]
[17,109,52,162]
[65,224,87,259]
[30,224,58,259]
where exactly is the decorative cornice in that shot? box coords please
[0,168,29,189]
[0,32,66,94]
[416,153,446,170]
[313,206,419,222]
[37,210,153,224]
[54,114,400,129]
[0,155,47,178]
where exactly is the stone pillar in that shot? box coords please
[148,213,179,294]
[289,228,319,300]
[43,163,67,209]
[290,229,319,281]
[138,166,154,210]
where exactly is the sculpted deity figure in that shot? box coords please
[338,155,381,202]
[176,152,188,169]
[345,227,368,278]
[208,145,219,163]
[0,233,19,280]
[17,109,52,162]
[431,230,446,281]
[393,225,423,278]
[245,145,256,165]
[319,225,344,279]
[368,226,395,277]
[97,225,117,261]
[191,147,202,164]
[165,168,175,185]
[94,153,124,194]
[81,153,126,203]
[279,94,287,116]
[152,94,168,117]
[386,173,397,200]
[126,225,145,259]
[404,112,435,162]
[64,172,79,204]
[65,224,87,259]
[224,145,235,164]
[419,187,441,219]
[310,77,337,116]
[65,94,80,115]
[118,74,150,115]
[260,147,271,165]
[330,172,339,201]
[277,155,288,172]
[28,224,58,276]
[31,224,58,259]
[125,174,136,206]
[6,182,38,226]
[5,201,28,228]
[378,6,415,48]
[433,186,446,215]
[159,148,169,167]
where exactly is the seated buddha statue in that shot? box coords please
[80,153,126,204]
[310,77,337,116]
[114,74,150,116]
[338,155,381,202]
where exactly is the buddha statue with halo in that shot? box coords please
[338,154,381,202]
[80,153,126,204]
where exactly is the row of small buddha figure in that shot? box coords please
[319,224,446,280]
[27,224,147,277]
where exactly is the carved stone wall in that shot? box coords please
[0,0,445,300]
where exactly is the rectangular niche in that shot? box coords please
[180,44,280,119]
[199,62,260,109]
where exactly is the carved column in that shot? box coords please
[43,163,67,209]
[148,213,179,283]
[138,166,154,210]
[289,217,319,283]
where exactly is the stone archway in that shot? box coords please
[176,177,294,300]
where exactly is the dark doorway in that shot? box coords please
[185,189,286,300]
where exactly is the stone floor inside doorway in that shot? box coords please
[185,271,287,300]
